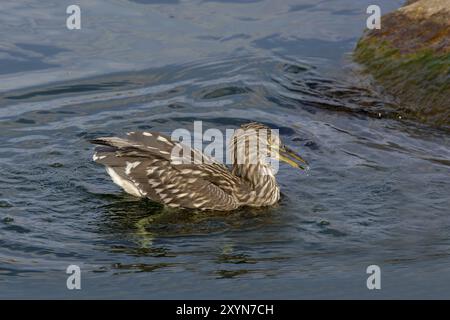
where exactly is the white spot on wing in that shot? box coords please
[148,179,160,187]
[193,199,209,208]
[177,193,189,198]
[93,154,107,161]
[143,132,152,136]
[125,161,141,175]
[157,135,171,144]
[106,167,142,197]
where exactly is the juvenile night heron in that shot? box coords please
[90,122,308,211]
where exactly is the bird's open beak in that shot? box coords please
[279,145,309,170]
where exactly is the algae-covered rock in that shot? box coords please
[354,0,449,127]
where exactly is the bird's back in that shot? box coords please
[91,131,249,211]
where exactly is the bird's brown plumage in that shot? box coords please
[91,123,286,211]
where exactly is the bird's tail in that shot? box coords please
[89,137,131,149]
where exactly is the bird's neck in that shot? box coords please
[232,162,280,206]
[231,162,273,184]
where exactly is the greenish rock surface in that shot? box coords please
[354,0,449,127]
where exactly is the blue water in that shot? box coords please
[1,0,450,299]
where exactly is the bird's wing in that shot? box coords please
[91,131,224,165]
[91,131,246,210]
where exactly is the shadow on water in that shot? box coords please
[97,193,280,239]
[5,82,130,100]
[90,191,287,277]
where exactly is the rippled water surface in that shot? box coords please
[1,0,449,298]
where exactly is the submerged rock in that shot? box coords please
[0,200,13,208]
[354,0,449,127]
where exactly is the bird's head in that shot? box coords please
[230,122,308,175]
